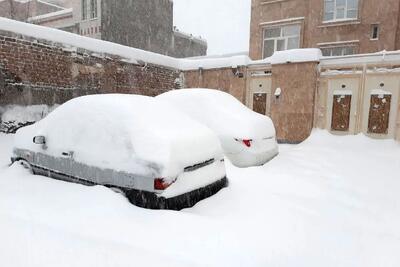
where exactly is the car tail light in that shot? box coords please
[242,139,252,147]
[235,138,252,147]
[154,178,175,190]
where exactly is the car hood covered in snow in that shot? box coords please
[156,88,276,140]
[14,94,223,178]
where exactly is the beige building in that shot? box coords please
[249,0,400,60]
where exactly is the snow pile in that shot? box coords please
[268,48,322,65]
[1,130,400,266]
[157,89,276,139]
[0,105,58,134]
[180,55,250,70]
[14,94,222,178]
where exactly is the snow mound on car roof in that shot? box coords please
[157,89,276,139]
[14,94,222,177]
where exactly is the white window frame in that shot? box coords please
[370,24,379,40]
[262,23,301,59]
[82,0,98,21]
[323,0,359,22]
[320,45,356,56]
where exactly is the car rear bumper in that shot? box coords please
[125,176,228,210]
[226,145,279,168]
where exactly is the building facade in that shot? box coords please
[249,0,400,60]
[0,0,207,57]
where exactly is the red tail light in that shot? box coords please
[154,178,174,190]
[242,139,252,147]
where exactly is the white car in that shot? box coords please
[11,94,227,210]
[157,89,279,168]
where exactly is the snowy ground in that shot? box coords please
[1,131,400,267]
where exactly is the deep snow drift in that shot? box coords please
[1,131,400,266]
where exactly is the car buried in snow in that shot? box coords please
[156,89,279,168]
[11,94,228,210]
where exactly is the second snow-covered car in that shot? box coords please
[157,89,279,168]
[11,94,227,210]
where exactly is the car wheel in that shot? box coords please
[16,159,33,174]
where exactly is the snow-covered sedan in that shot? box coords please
[11,94,227,210]
[157,89,279,168]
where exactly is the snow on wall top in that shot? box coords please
[2,18,400,72]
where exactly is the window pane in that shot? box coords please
[336,8,345,19]
[263,40,275,58]
[277,39,285,51]
[347,0,358,9]
[324,0,334,12]
[332,47,343,56]
[347,9,357,18]
[336,0,346,7]
[324,11,334,21]
[321,48,332,56]
[287,37,299,49]
[344,47,355,55]
[265,27,281,38]
[283,25,300,37]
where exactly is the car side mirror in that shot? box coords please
[33,136,46,145]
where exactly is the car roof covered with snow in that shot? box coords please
[14,94,223,178]
[156,89,276,139]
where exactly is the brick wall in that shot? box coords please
[183,67,247,103]
[0,33,180,106]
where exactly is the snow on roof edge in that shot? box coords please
[28,8,73,22]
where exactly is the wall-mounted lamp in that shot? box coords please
[275,87,282,99]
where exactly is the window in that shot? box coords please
[371,24,379,40]
[90,0,98,19]
[262,24,301,58]
[81,0,87,20]
[324,0,359,22]
[321,46,355,56]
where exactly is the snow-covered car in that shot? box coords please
[11,94,228,210]
[157,89,279,168]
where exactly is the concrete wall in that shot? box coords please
[249,0,400,60]
[0,0,62,21]
[170,31,207,58]
[101,0,174,56]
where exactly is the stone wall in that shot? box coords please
[0,33,180,107]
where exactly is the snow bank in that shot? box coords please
[0,105,58,134]
[1,130,400,266]
[1,104,58,123]
[14,94,222,178]
[157,89,276,139]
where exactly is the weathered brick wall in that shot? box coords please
[0,33,181,106]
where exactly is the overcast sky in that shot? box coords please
[173,0,251,56]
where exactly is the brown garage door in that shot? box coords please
[331,94,352,131]
[253,93,267,115]
[368,94,391,134]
